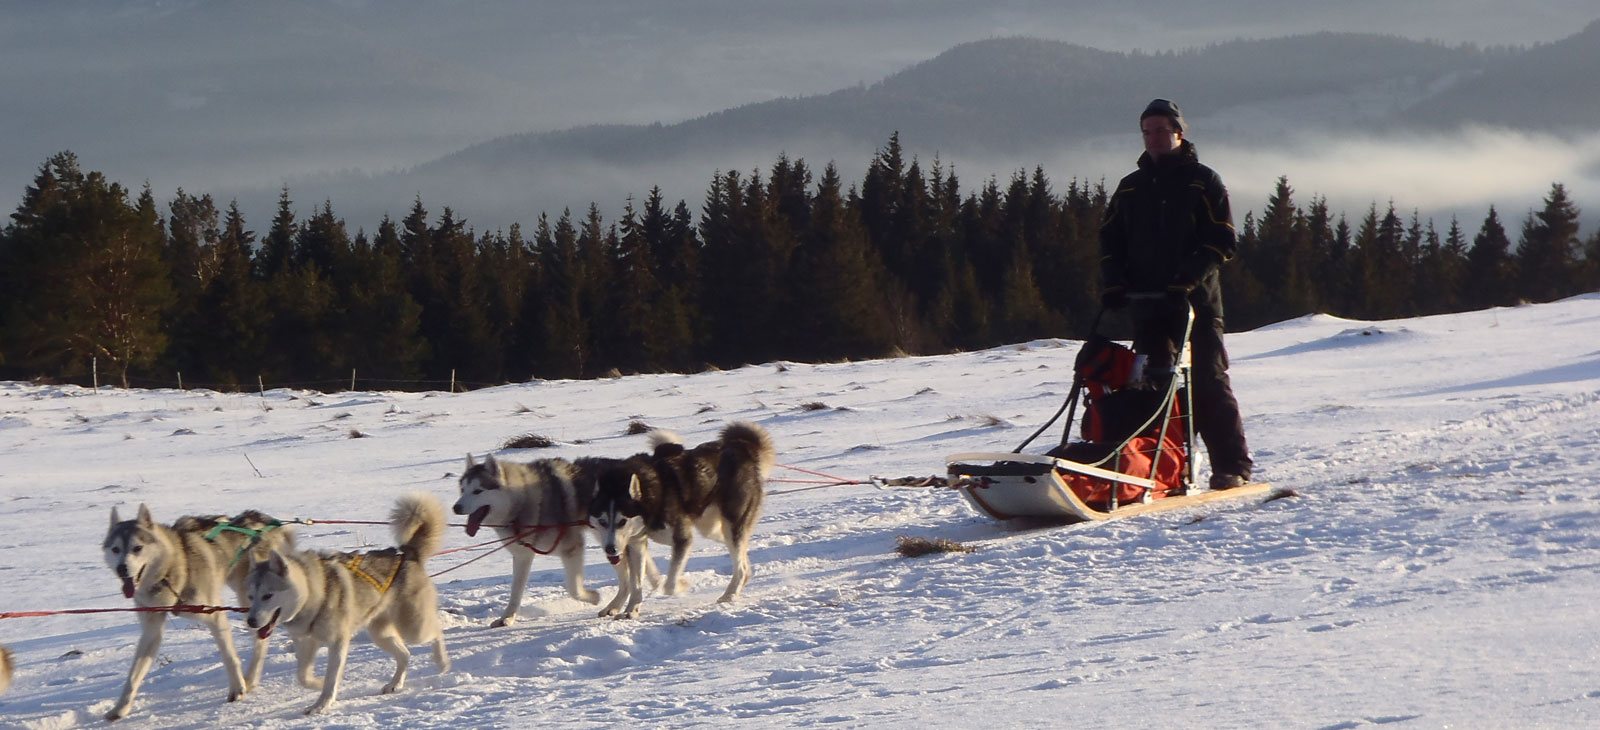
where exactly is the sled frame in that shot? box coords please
[947,452,1272,523]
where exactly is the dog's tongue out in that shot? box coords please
[121,576,136,598]
[465,505,491,537]
[257,610,280,640]
[606,553,621,566]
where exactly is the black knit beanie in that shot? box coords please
[1140,98,1187,133]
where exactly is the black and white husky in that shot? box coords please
[586,422,775,618]
[453,455,601,626]
[101,506,294,720]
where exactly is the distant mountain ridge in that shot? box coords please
[1399,18,1600,130]
[285,26,1597,229]
[422,31,1515,173]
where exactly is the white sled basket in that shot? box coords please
[947,452,1269,523]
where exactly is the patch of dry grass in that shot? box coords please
[895,535,976,557]
[502,433,555,449]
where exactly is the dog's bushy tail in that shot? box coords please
[648,429,684,458]
[720,421,776,480]
[0,644,13,694]
[390,493,447,561]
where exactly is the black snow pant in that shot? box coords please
[1130,297,1253,480]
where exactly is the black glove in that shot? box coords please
[1100,286,1128,310]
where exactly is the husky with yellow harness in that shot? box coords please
[244,493,450,715]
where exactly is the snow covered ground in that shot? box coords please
[2,295,1598,728]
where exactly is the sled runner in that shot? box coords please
[948,452,1272,522]
[949,300,1269,522]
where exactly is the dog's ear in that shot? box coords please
[628,473,642,502]
[110,505,122,528]
[465,453,476,471]
[136,504,154,527]
[486,454,503,481]
[267,551,289,576]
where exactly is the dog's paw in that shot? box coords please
[304,702,331,716]
[298,676,325,691]
[717,591,740,604]
[490,616,516,628]
[381,680,403,695]
[105,707,128,722]
[577,590,601,605]
[598,606,619,618]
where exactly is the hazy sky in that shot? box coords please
[3,0,1595,231]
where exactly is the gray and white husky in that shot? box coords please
[101,506,294,721]
[244,493,450,716]
[586,422,775,618]
[453,455,602,626]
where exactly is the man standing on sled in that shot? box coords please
[1098,98,1253,490]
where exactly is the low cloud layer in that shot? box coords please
[1211,127,1600,228]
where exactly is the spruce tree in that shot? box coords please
[575,204,615,373]
[188,201,269,386]
[340,216,426,383]
[256,187,296,279]
[538,210,587,378]
[605,198,666,372]
[0,153,173,386]
[1251,176,1315,322]
[638,190,698,369]
[1463,206,1517,309]
[431,208,495,383]
[787,162,891,360]
[161,190,221,380]
[1516,183,1583,302]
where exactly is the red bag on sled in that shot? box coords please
[1047,337,1189,510]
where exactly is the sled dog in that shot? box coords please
[454,455,601,626]
[587,421,775,618]
[245,493,450,716]
[101,506,294,720]
[0,644,12,694]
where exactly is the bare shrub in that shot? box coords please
[895,536,975,558]
[502,433,554,449]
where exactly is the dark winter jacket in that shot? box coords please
[1099,140,1236,314]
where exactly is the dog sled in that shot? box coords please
[949,301,1270,523]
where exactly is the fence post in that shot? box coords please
[450,369,457,393]
[92,356,100,391]
[258,375,266,398]
[350,368,356,392]
[177,371,184,390]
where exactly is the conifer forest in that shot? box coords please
[1,135,1595,391]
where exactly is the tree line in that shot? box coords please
[1,135,1596,390]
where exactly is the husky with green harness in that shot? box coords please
[101,506,295,720]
